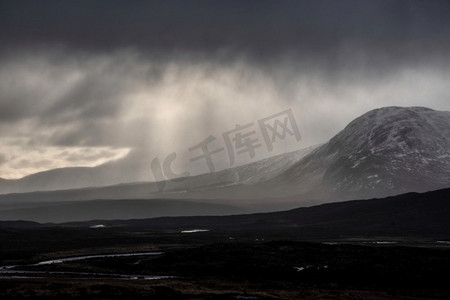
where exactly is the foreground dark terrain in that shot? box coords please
[1,234,450,299]
[1,188,450,299]
[1,242,450,299]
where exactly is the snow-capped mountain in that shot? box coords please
[271,106,450,200]
[1,106,449,211]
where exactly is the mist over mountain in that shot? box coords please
[150,106,450,204]
[0,146,316,195]
[0,151,154,194]
[0,106,449,223]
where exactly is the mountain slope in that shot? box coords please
[156,106,450,203]
[267,106,450,200]
[0,146,317,200]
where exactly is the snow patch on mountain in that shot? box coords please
[270,106,450,200]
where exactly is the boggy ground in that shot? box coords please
[1,231,450,299]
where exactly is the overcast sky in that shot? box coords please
[1,0,450,179]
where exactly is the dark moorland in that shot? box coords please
[1,188,450,299]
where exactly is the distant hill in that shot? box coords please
[89,187,450,238]
[2,188,449,239]
[0,146,316,195]
[0,199,246,223]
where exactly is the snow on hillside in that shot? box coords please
[273,106,450,200]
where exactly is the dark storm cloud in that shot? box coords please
[1,0,450,57]
[1,0,450,179]
[45,77,122,120]
[0,50,164,147]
